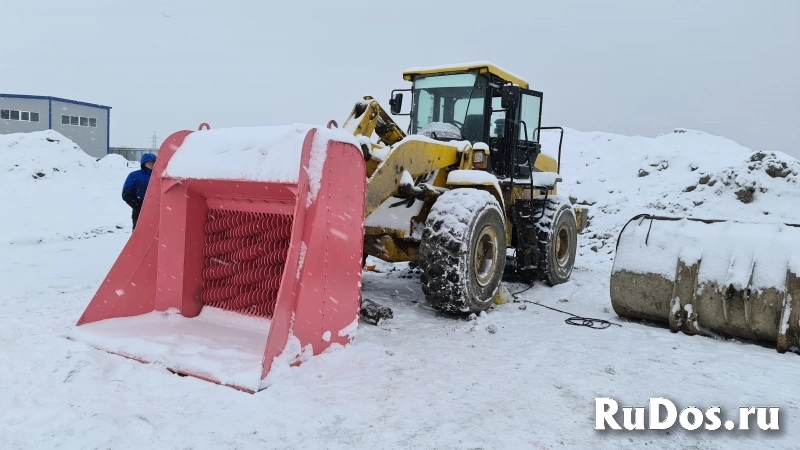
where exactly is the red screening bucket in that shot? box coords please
[70,123,366,392]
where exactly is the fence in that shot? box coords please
[109,147,159,162]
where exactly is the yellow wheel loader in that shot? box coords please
[68,63,589,391]
[342,62,588,315]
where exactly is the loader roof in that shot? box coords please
[402,61,529,89]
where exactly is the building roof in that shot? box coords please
[0,93,111,110]
[402,61,529,89]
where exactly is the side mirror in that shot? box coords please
[389,93,403,115]
[501,85,518,109]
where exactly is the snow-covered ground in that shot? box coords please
[2,129,800,449]
[0,130,134,244]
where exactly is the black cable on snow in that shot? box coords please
[508,283,622,330]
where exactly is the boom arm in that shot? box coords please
[342,96,406,147]
[342,97,472,217]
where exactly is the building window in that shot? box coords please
[1,110,41,121]
[58,114,98,126]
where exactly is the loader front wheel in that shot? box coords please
[419,189,506,314]
[535,197,577,285]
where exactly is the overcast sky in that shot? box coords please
[2,0,798,158]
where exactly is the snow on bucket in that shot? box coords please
[610,214,800,353]
[70,122,366,392]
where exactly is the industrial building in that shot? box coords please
[0,93,111,158]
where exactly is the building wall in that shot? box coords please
[51,101,109,158]
[0,98,49,134]
[1,96,111,159]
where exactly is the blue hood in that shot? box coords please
[140,153,157,170]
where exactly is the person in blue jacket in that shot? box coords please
[121,153,157,230]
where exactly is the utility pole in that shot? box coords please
[152,131,158,150]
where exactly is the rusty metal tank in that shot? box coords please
[610,214,800,353]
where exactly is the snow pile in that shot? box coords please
[542,128,800,259]
[0,130,133,244]
[95,152,132,170]
[2,129,129,179]
[697,150,800,205]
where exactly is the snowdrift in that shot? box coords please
[541,128,800,259]
[0,130,134,244]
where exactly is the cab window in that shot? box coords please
[518,94,541,142]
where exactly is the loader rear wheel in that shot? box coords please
[535,197,577,285]
[419,189,506,314]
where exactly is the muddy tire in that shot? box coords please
[418,189,506,314]
[534,196,577,285]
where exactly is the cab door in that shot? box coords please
[518,89,542,144]
[502,88,542,178]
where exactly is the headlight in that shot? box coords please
[473,151,486,163]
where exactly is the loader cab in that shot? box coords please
[407,71,489,143]
[401,63,543,179]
